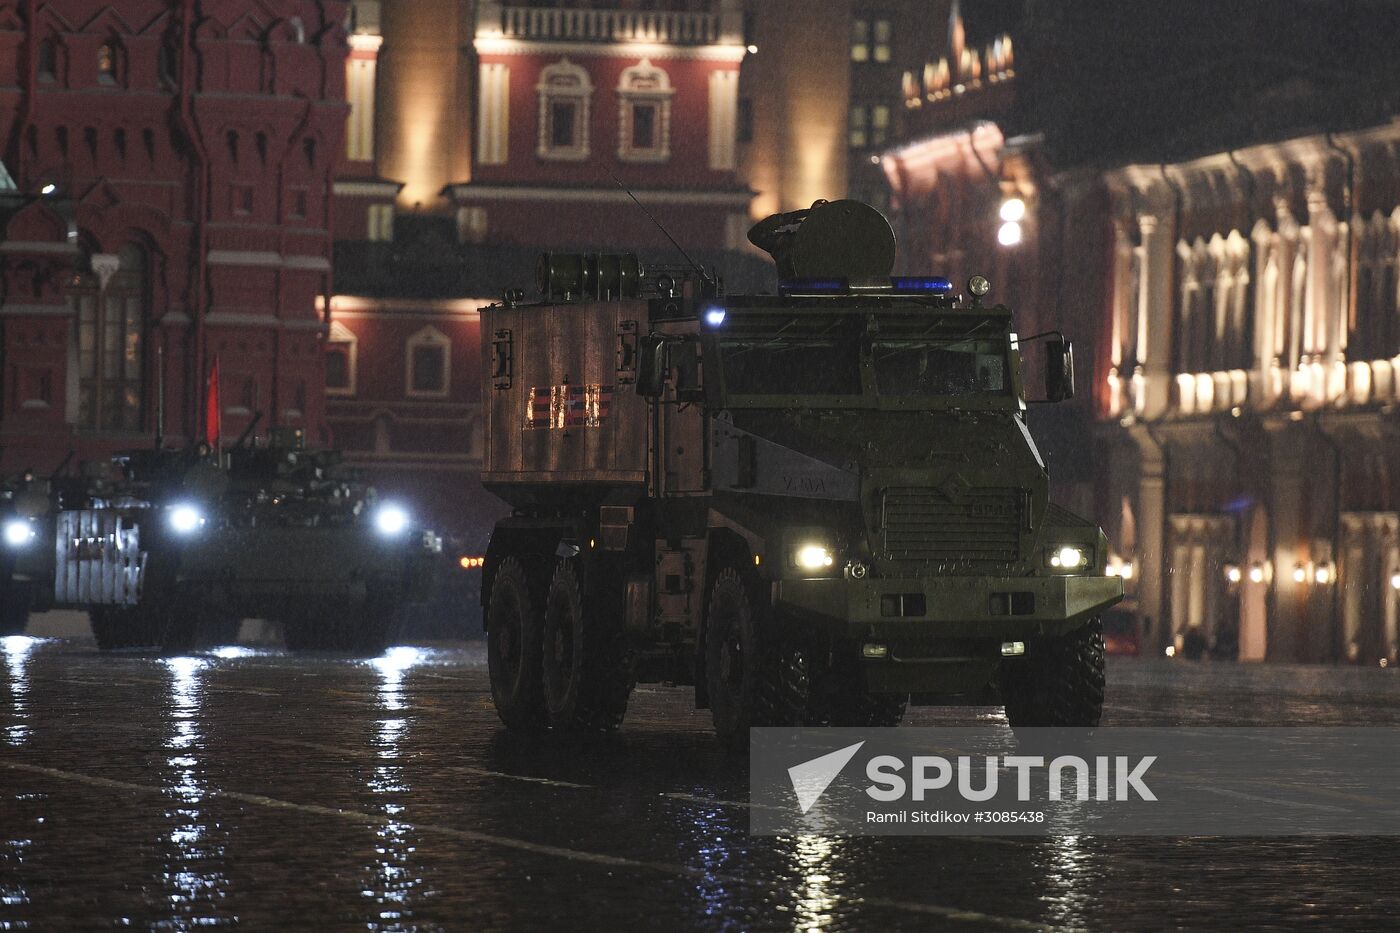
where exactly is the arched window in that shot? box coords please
[405,326,451,398]
[37,39,56,81]
[616,59,673,163]
[71,244,147,431]
[158,40,176,86]
[97,41,119,85]
[536,58,592,161]
[325,321,358,396]
[1349,210,1400,361]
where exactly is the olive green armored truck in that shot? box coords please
[479,200,1122,746]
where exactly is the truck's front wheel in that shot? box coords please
[541,563,630,732]
[1000,617,1105,727]
[486,557,548,731]
[705,568,809,751]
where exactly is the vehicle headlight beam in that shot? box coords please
[3,519,35,548]
[168,504,205,535]
[374,504,410,537]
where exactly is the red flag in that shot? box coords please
[204,356,221,450]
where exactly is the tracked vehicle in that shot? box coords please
[4,429,440,654]
[480,200,1122,744]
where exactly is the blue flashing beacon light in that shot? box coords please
[890,276,954,294]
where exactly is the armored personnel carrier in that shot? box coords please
[480,199,1122,744]
[7,428,440,654]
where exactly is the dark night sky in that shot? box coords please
[1013,0,1400,167]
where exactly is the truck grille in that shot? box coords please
[54,510,146,606]
[881,486,1023,563]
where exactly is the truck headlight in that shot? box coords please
[3,519,35,548]
[793,543,835,572]
[168,504,205,535]
[1047,545,1089,570]
[374,504,410,537]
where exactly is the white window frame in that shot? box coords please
[456,206,488,244]
[872,18,892,63]
[326,320,358,397]
[851,17,870,62]
[367,203,394,242]
[537,58,592,162]
[478,62,510,166]
[405,325,451,399]
[708,69,739,170]
[617,59,673,164]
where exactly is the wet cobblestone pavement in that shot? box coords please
[3,625,1400,931]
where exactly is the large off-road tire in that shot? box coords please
[705,568,811,751]
[89,606,160,650]
[540,563,631,732]
[486,557,548,731]
[1001,616,1106,728]
[0,581,32,636]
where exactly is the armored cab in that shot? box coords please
[479,200,1122,744]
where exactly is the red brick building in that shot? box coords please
[0,0,347,472]
[326,0,759,545]
[453,1,751,252]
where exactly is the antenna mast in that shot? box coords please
[604,169,708,282]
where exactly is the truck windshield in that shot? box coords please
[719,340,863,395]
[873,339,1007,397]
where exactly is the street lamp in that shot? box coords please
[997,196,1025,247]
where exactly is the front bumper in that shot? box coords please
[775,573,1124,641]
[174,527,440,602]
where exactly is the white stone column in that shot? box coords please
[1137,211,1175,420]
[1128,423,1169,653]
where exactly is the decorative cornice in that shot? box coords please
[474,38,745,63]
[444,183,751,207]
[334,180,404,197]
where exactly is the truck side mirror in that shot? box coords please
[1045,337,1075,402]
[636,335,668,398]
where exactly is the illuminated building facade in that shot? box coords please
[1100,126,1400,665]
[0,0,347,474]
[329,1,760,540]
[879,1,1400,663]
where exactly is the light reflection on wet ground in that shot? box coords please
[2,631,1400,931]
